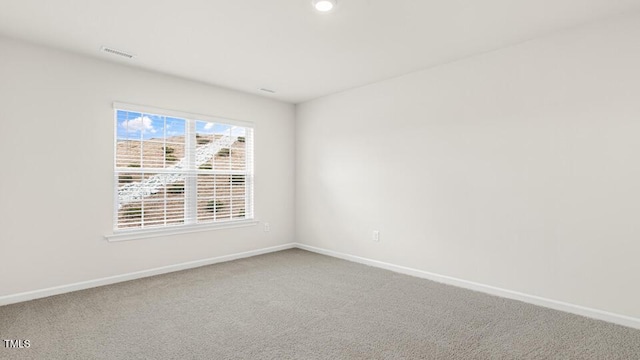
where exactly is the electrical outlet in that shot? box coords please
[264,223,270,232]
[373,230,380,242]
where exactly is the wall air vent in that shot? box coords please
[100,46,135,59]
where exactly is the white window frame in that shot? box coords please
[105,102,257,242]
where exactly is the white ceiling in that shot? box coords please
[1,0,639,103]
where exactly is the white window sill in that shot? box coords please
[104,220,259,242]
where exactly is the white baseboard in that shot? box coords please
[3,241,639,331]
[0,243,295,306]
[295,243,640,330]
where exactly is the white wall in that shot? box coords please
[296,12,640,319]
[0,37,295,296]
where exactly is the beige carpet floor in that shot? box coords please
[1,248,639,359]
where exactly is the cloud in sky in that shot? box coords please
[231,127,246,137]
[121,116,156,133]
[203,123,214,131]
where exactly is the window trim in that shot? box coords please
[104,220,260,242]
[106,102,255,240]
[112,102,253,128]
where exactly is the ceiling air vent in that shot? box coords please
[259,88,276,94]
[100,46,135,59]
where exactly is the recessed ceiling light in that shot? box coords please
[312,0,336,13]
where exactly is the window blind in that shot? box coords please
[114,107,254,231]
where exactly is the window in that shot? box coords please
[113,104,254,232]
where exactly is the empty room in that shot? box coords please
[1,0,640,358]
